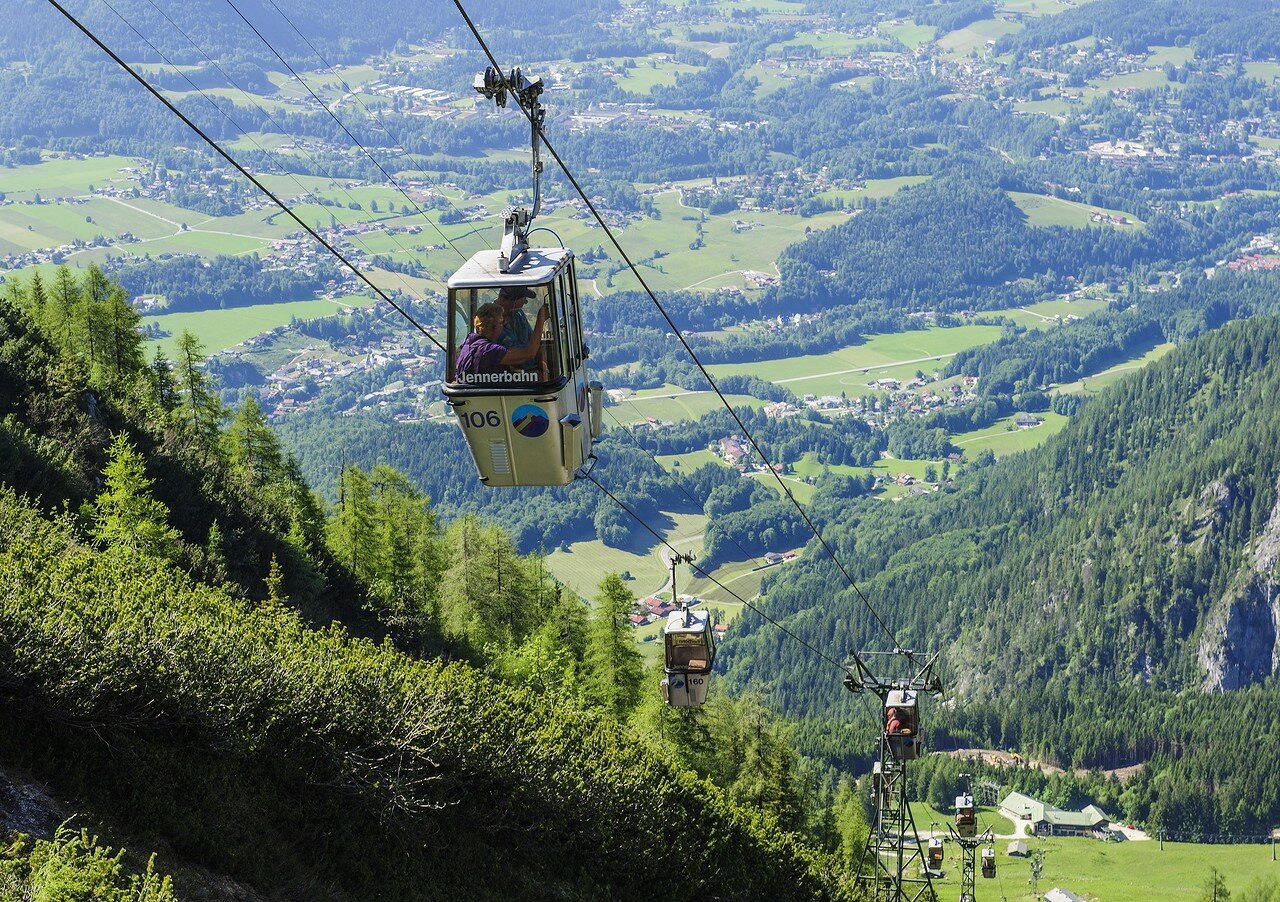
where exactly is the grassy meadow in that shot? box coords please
[705,324,1004,397]
[144,295,376,356]
[1010,192,1144,229]
[1052,343,1177,395]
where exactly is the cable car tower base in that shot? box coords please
[846,650,943,902]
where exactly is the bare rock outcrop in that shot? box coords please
[1198,479,1280,691]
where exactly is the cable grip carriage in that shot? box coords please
[443,67,602,486]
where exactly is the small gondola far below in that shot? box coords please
[444,248,602,486]
[662,608,716,706]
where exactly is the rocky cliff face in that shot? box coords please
[1199,479,1280,691]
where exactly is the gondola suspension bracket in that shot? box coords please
[473,66,546,272]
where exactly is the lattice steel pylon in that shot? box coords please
[948,826,994,902]
[846,650,944,902]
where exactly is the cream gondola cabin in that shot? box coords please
[444,247,603,486]
[955,792,977,838]
[927,837,944,869]
[661,608,715,706]
[884,688,922,760]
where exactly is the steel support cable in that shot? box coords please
[47,0,446,354]
[583,471,848,674]
[127,0,442,312]
[449,0,901,651]
[253,0,491,264]
[220,0,481,269]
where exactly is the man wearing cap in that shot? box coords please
[496,285,547,378]
[497,285,537,350]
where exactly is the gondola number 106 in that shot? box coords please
[462,411,502,428]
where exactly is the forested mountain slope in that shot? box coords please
[724,317,1280,833]
[0,280,854,899]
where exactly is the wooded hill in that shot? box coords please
[724,316,1280,837]
[0,272,856,900]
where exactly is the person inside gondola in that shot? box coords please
[497,285,536,349]
[496,285,547,380]
[886,707,904,735]
[456,301,548,377]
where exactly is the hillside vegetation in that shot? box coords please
[0,270,856,899]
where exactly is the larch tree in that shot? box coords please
[583,572,644,721]
[174,329,223,445]
[90,433,181,560]
[226,396,285,489]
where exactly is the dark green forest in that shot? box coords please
[725,316,1280,836]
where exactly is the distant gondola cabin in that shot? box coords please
[956,793,977,838]
[444,248,602,486]
[981,847,996,878]
[927,837,944,868]
[884,688,921,760]
[661,609,714,706]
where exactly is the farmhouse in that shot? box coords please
[999,792,1110,837]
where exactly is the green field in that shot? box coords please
[1144,45,1195,67]
[908,803,1017,838]
[936,18,1022,56]
[144,295,376,356]
[998,297,1111,328]
[819,175,931,209]
[655,449,728,473]
[1052,343,1176,395]
[883,22,937,49]
[919,834,1278,900]
[705,325,1004,398]
[769,31,879,57]
[951,411,1069,458]
[1087,67,1179,96]
[606,57,703,93]
[0,154,140,196]
[1010,191,1144,229]
[546,510,710,604]
[606,386,765,426]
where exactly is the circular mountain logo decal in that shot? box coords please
[511,404,550,438]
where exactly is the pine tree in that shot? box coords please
[583,573,644,720]
[265,554,288,604]
[90,433,181,560]
[203,518,228,578]
[1200,868,1231,902]
[77,265,111,379]
[26,271,47,321]
[148,347,180,411]
[327,465,377,583]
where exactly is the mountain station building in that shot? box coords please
[999,791,1111,837]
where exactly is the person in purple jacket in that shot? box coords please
[455,301,548,379]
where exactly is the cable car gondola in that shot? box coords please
[927,836,944,869]
[443,67,602,486]
[661,608,715,706]
[660,553,715,706]
[955,792,977,838]
[884,688,921,760]
[981,846,996,878]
